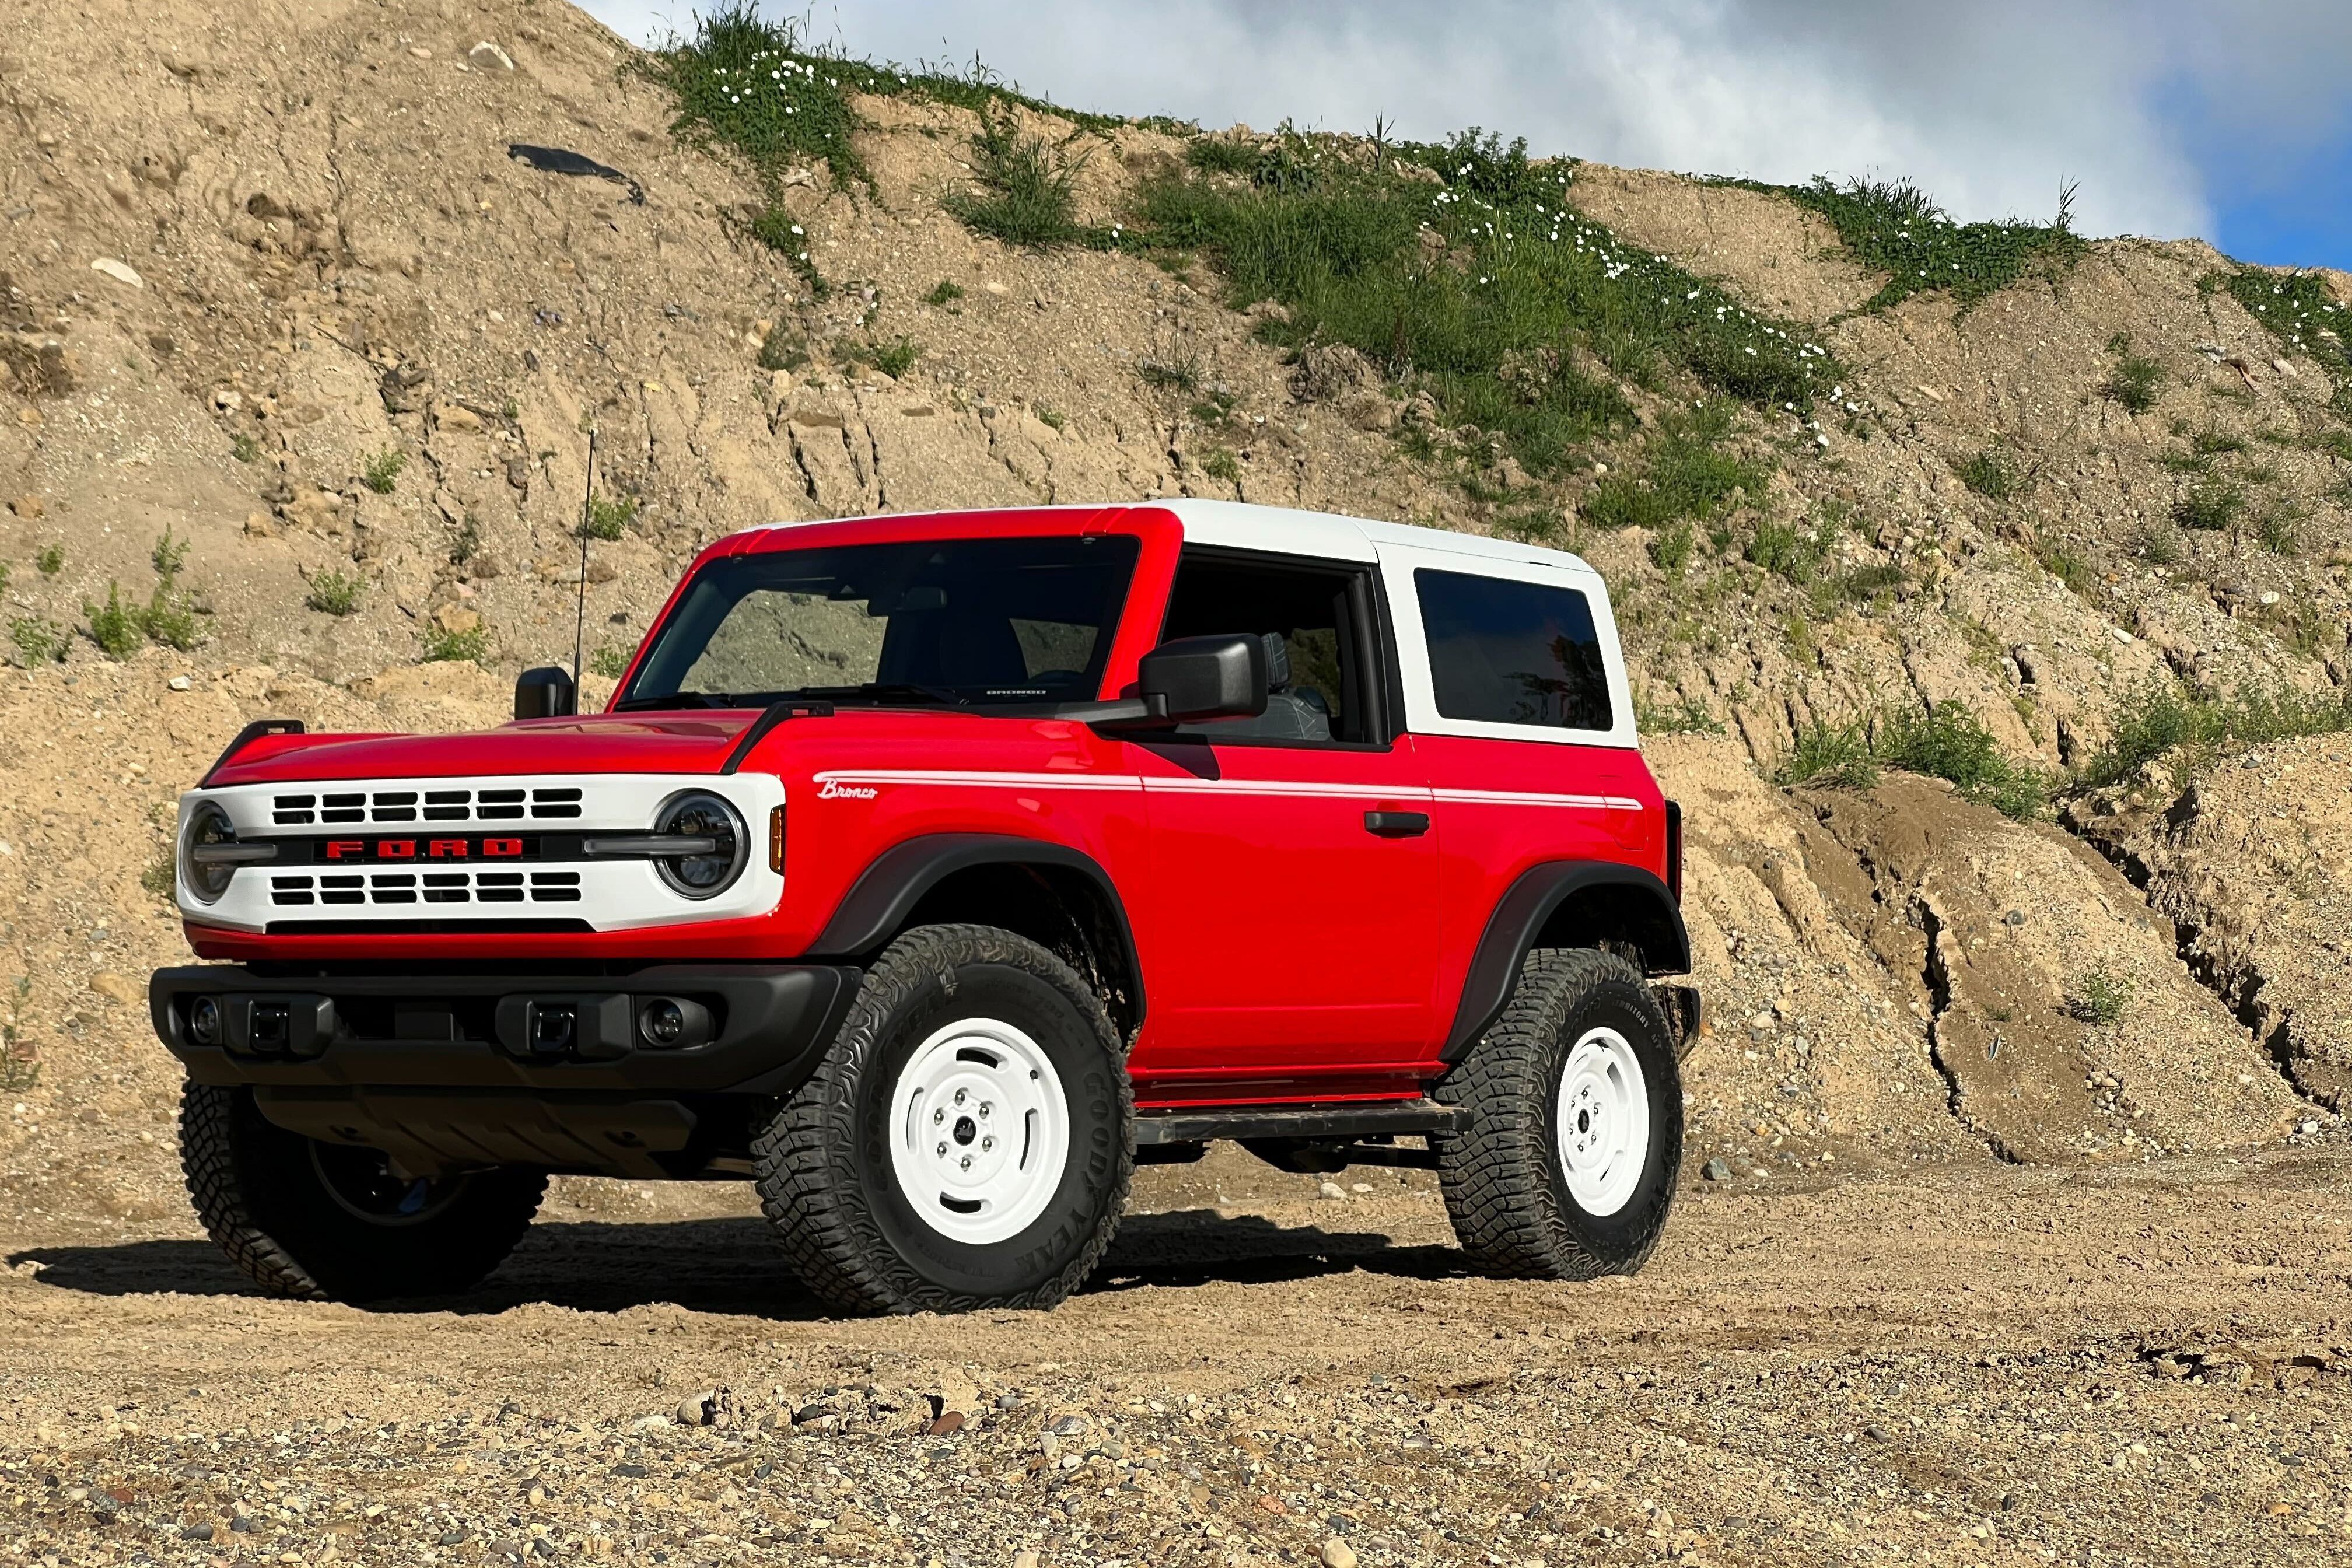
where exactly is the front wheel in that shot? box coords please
[752,923,1133,1314]
[178,1083,546,1302]
[1432,948,1684,1279]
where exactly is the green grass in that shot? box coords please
[230,432,260,463]
[2073,681,2352,792]
[2032,539,2092,594]
[1635,688,1724,735]
[1199,449,1243,484]
[2256,501,2302,555]
[1778,700,2048,818]
[643,6,870,188]
[305,570,363,616]
[34,543,62,576]
[1185,135,1261,176]
[1775,718,1878,790]
[2224,269,2352,415]
[1720,175,2085,312]
[1646,520,1695,576]
[757,330,810,372]
[869,336,922,377]
[2102,334,2163,414]
[2174,478,2244,531]
[9,617,64,665]
[1032,404,1066,431]
[421,624,491,664]
[2133,518,2185,566]
[2191,430,2247,456]
[362,449,405,494]
[1743,516,1832,584]
[1956,446,2024,499]
[744,205,825,296]
[589,645,632,680]
[944,113,1117,249]
[1581,405,1768,531]
[1138,134,1838,481]
[922,280,965,306]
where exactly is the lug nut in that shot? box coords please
[978,1102,991,1118]
[981,1136,995,1152]
[958,1155,971,1171]
[935,1141,947,1157]
[954,1088,967,1105]
[933,1108,944,1124]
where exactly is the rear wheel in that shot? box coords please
[178,1083,545,1302]
[753,923,1133,1314]
[1432,948,1682,1279]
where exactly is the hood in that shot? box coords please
[206,711,758,786]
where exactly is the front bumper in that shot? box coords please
[150,963,860,1178]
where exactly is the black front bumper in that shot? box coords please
[150,964,860,1178]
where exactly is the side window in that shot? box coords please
[1158,552,1377,745]
[1414,568,1613,732]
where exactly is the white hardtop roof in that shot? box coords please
[750,499,1597,577]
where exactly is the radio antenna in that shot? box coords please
[573,426,596,687]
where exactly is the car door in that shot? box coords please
[1123,546,1443,1083]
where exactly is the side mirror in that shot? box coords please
[1137,634,1269,724]
[514,666,578,721]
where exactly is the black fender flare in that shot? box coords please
[809,833,1145,1021]
[1442,861,1689,1060]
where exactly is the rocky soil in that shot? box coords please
[3,1,2352,1563]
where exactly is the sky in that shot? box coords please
[579,1,2352,270]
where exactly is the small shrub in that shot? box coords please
[944,114,1110,249]
[582,495,638,541]
[451,516,482,569]
[0,1040,37,1094]
[141,850,176,905]
[1032,404,1066,432]
[1834,562,1906,605]
[2133,518,2185,565]
[2032,540,2091,594]
[142,587,200,652]
[1744,517,1831,584]
[1647,521,1695,576]
[1878,701,2048,818]
[1760,174,2086,312]
[362,448,406,494]
[1199,448,1243,485]
[757,330,810,372]
[1138,356,1200,396]
[2173,479,2244,531]
[1185,136,1261,176]
[306,570,364,616]
[85,582,144,659]
[230,432,260,463]
[150,525,190,583]
[2067,969,2132,1026]
[1636,690,1723,735]
[745,204,825,296]
[35,543,63,576]
[589,645,632,680]
[2256,502,2301,555]
[870,336,921,378]
[2191,430,2246,456]
[421,624,491,664]
[1956,446,2022,499]
[2073,681,2352,792]
[2102,338,2162,414]
[10,617,65,665]
[1583,407,1766,533]
[923,280,965,306]
[1775,718,1879,790]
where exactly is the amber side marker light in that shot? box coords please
[769,804,786,873]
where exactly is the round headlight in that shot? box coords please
[180,800,238,904]
[652,791,747,900]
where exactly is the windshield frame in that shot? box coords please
[611,517,1159,716]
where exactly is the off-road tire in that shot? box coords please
[178,1082,547,1303]
[753,923,1133,1314]
[1432,948,1683,1279]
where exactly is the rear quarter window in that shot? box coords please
[1414,568,1613,731]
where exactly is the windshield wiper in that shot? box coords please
[611,691,732,712]
[791,682,969,708]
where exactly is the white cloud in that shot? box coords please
[580,0,2352,243]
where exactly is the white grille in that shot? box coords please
[266,870,584,908]
[270,786,583,827]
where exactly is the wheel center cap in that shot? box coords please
[952,1114,978,1147]
[1577,1108,1592,1134]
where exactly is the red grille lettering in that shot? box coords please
[324,840,365,860]
[428,839,469,859]
[484,838,524,858]
[376,839,416,860]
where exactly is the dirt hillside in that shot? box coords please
[3,4,2352,1562]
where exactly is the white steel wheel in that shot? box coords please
[1554,1024,1650,1217]
[886,1017,1070,1245]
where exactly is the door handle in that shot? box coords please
[1363,810,1430,838]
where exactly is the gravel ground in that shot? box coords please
[5,1146,2351,1568]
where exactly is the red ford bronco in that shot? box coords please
[152,501,1697,1313]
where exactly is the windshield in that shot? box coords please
[618,534,1141,710]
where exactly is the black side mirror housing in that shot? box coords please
[514,666,578,721]
[1137,634,1269,724]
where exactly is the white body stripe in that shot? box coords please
[813,769,1635,810]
